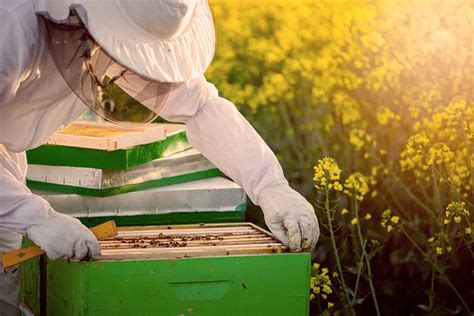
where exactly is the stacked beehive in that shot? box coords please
[19,119,311,316]
[25,120,247,226]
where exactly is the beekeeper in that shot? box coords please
[0,0,319,313]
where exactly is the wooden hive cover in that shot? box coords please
[27,122,190,170]
[46,121,172,151]
[99,223,286,260]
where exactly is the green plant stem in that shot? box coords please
[401,228,471,313]
[432,167,474,208]
[395,176,437,221]
[431,166,444,216]
[372,155,436,221]
[351,239,367,305]
[324,189,356,316]
[461,126,474,189]
[354,200,381,316]
[427,267,435,311]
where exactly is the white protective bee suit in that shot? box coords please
[0,0,319,314]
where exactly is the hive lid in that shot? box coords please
[98,223,286,260]
[46,121,174,151]
[26,123,191,170]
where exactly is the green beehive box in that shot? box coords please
[44,223,310,315]
[26,122,191,170]
[32,177,248,227]
[26,149,222,197]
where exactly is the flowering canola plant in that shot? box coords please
[208,0,473,314]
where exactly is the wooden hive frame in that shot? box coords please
[98,222,287,260]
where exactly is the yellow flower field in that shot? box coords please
[208,0,473,314]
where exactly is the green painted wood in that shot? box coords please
[48,259,88,315]
[19,208,246,314]
[78,209,247,227]
[47,253,310,315]
[19,238,41,315]
[26,169,224,197]
[26,131,191,170]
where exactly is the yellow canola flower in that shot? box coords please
[313,157,343,191]
[429,233,452,256]
[333,181,343,191]
[341,208,349,215]
[349,128,374,151]
[399,134,429,171]
[398,97,472,192]
[445,202,469,225]
[364,213,372,220]
[466,227,472,235]
[381,209,400,232]
[376,107,401,126]
[426,143,454,166]
[310,263,333,302]
[322,284,332,294]
[344,172,370,201]
[328,302,334,309]
[351,218,359,225]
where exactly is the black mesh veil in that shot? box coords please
[39,9,172,125]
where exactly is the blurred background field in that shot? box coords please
[207,1,473,314]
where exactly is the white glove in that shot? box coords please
[26,207,100,261]
[258,183,319,252]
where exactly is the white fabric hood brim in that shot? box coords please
[34,0,215,83]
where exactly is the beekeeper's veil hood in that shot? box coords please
[34,0,215,125]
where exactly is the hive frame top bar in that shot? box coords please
[97,222,288,261]
[116,222,268,233]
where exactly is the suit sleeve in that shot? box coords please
[159,75,288,204]
[0,156,52,234]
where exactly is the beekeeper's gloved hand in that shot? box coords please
[258,183,319,253]
[26,207,100,261]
